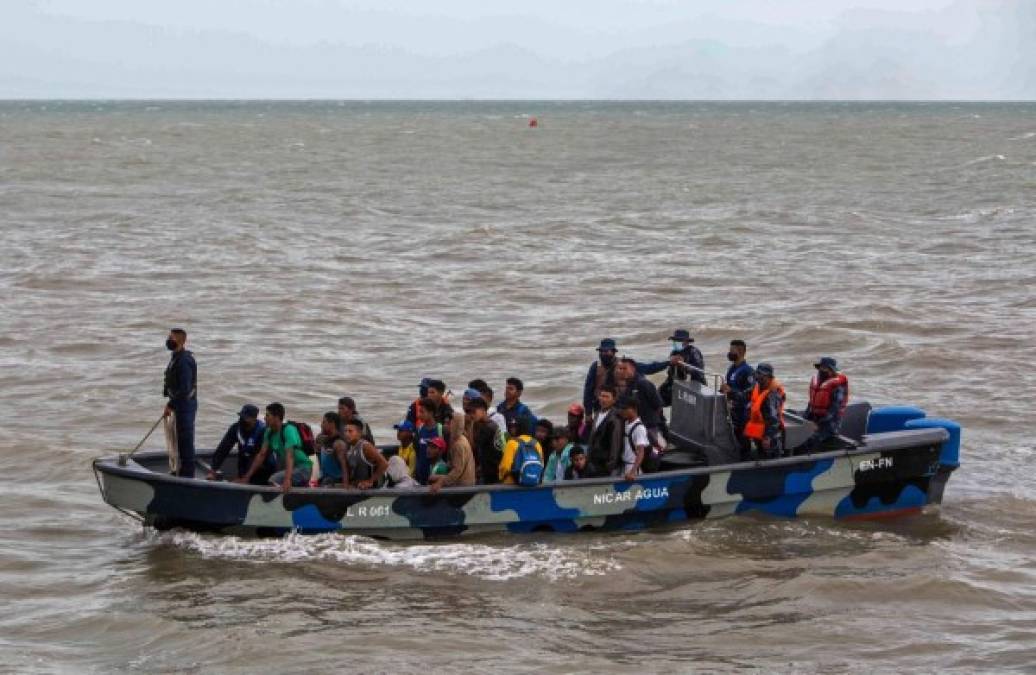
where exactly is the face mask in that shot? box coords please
[165,339,177,351]
[600,354,615,367]
[727,352,738,362]
[672,341,684,352]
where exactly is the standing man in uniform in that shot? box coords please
[641,329,707,405]
[743,363,785,460]
[720,339,755,460]
[162,328,197,477]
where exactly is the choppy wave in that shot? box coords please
[147,530,624,581]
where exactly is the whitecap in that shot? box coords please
[148,530,623,582]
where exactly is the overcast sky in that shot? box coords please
[3,0,1033,99]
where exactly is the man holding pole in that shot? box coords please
[162,328,198,477]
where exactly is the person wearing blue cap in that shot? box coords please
[799,357,850,453]
[208,403,272,484]
[582,338,620,421]
[393,419,418,477]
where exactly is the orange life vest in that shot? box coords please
[808,373,849,419]
[743,379,786,441]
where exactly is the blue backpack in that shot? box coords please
[511,438,544,487]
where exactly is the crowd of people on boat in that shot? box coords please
[161,328,850,492]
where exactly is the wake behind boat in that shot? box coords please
[93,379,961,540]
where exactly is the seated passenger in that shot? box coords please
[497,377,537,439]
[209,404,272,484]
[499,420,544,485]
[563,446,589,480]
[428,430,476,493]
[406,379,454,436]
[534,418,554,455]
[428,436,449,477]
[316,411,348,487]
[238,402,311,492]
[566,402,588,444]
[743,363,786,459]
[466,396,504,484]
[392,420,418,477]
[385,455,419,489]
[544,428,574,483]
[468,380,509,436]
[414,397,443,484]
[338,396,375,444]
[617,397,650,480]
[798,356,850,453]
[340,419,388,489]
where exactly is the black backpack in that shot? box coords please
[626,420,660,474]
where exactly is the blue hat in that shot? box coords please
[238,404,259,420]
[814,356,838,371]
[393,420,416,433]
[419,377,432,389]
[463,388,482,400]
[668,329,693,342]
[597,338,617,352]
[755,362,775,378]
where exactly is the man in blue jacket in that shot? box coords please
[497,377,537,439]
[162,328,197,477]
[720,339,755,459]
[208,404,272,484]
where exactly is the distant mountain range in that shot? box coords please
[2,1,1033,99]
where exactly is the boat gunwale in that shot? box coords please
[93,426,950,499]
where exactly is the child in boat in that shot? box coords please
[563,446,589,480]
[393,420,418,477]
[544,428,574,482]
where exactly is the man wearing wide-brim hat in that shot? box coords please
[640,328,707,405]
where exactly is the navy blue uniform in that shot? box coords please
[164,350,197,477]
[642,345,706,405]
[725,361,755,443]
[211,420,271,484]
[801,384,847,452]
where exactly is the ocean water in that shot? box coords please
[1,100,1035,672]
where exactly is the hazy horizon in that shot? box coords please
[4,0,1034,100]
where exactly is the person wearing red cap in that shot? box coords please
[426,436,450,478]
[566,402,587,444]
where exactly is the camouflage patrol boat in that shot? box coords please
[93,381,961,540]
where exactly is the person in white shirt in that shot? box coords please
[617,396,649,480]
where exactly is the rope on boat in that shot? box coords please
[118,415,165,466]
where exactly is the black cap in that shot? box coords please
[238,404,259,420]
[668,329,693,342]
[597,338,617,352]
[755,363,775,378]
[814,356,838,371]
